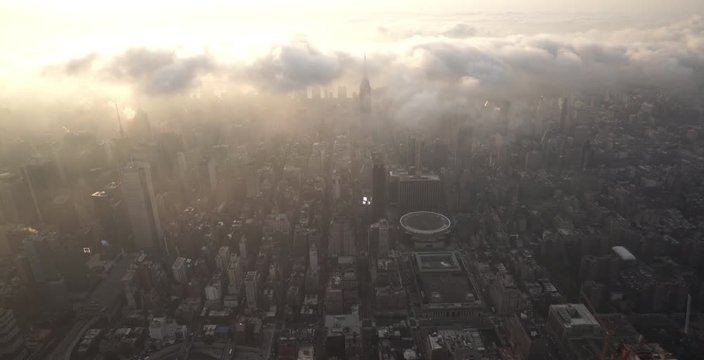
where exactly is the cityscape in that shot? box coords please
[1,1,704,360]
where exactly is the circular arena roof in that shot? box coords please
[399,211,452,237]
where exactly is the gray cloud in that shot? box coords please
[64,53,99,75]
[106,48,214,95]
[244,41,351,92]
[46,16,704,102]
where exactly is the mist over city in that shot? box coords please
[1,1,704,360]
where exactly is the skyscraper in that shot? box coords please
[121,162,163,249]
[359,55,371,114]
[245,271,260,311]
[394,171,443,214]
[371,153,387,221]
[22,234,57,283]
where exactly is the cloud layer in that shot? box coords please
[48,15,704,102]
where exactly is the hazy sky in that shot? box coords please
[1,1,703,104]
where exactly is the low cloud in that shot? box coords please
[46,16,704,103]
[243,40,352,92]
[105,48,214,95]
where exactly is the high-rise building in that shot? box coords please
[91,182,128,249]
[216,246,231,272]
[369,219,390,257]
[172,257,188,284]
[309,243,319,274]
[328,215,356,258]
[0,308,29,360]
[239,235,248,259]
[371,153,387,221]
[121,162,163,249]
[359,55,371,114]
[22,234,58,283]
[245,271,260,311]
[227,254,244,295]
[394,172,443,214]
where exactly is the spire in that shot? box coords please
[359,52,371,114]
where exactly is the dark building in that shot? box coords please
[393,171,443,214]
[371,153,387,221]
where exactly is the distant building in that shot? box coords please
[148,317,186,341]
[0,309,29,360]
[309,243,319,274]
[391,171,443,214]
[121,162,163,249]
[22,234,58,283]
[328,215,356,258]
[368,219,390,257]
[172,257,189,284]
[546,303,602,343]
[215,246,231,272]
[359,56,371,114]
[412,252,483,322]
[227,254,245,295]
[245,271,260,311]
[371,153,387,221]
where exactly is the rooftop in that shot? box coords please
[400,211,451,236]
[414,252,461,273]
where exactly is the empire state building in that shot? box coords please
[359,55,372,114]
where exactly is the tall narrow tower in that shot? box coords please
[122,162,162,249]
[359,54,372,114]
[371,152,387,221]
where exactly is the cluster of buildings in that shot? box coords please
[0,62,703,360]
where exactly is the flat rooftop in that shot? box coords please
[414,252,461,273]
[419,272,477,305]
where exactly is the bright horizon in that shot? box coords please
[1,1,703,105]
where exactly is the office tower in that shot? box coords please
[216,246,231,271]
[122,162,163,249]
[309,243,319,273]
[395,172,443,213]
[0,308,29,360]
[371,153,387,221]
[239,235,248,259]
[227,254,244,295]
[328,215,356,258]
[172,257,188,284]
[359,55,371,114]
[245,161,259,198]
[369,219,390,257]
[245,271,260,310]
[92,182,128,249]
[22,234,58,283]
